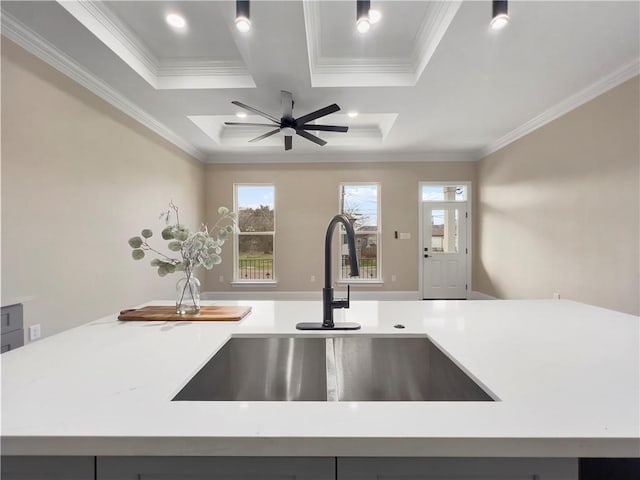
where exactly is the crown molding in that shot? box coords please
[411,0,463,83]
[55,0,255,90]
[314,58,413,75]
[1,11,206,162]
[156,59,255,89]
[480,58,640,159]
[205,150,478,164]
[157,60,251,77]
[55,0,158,87]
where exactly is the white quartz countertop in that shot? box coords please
[1,299,639,457]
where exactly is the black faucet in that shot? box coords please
[296,214,361,330]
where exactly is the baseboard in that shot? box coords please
[470,290,498,300]
[202,291,420,301]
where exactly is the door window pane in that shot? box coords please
[431,209,459,253]
[422,185,467,202]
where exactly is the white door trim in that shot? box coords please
[418,181,472,300]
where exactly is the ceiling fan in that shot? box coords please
[225,91,349,151]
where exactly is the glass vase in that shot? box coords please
[176,274,200,315]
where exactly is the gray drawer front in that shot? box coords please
[1,304,23,334]
[1,329,24,353]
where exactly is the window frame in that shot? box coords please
[232,183,277,285]
[337,182,382,284]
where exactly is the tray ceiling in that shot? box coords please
[1,1,638,162]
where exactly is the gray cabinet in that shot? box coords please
[336,458,579,480]
[97,456,335,480]
[0,456,580,479]
[0,456,94,480]
[1,304,24,353]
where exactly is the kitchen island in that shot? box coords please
[1,299,638,478]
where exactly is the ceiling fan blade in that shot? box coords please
[284,136,292,151]
[300,125,348,133]
[231,101,280,124]
[249,128,281,143]
[281,90,293,121]
[296,129,327,147]
[295,104,340,125]
[225,122,279,127]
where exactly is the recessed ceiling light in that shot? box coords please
[347,111,359,118]
[165,13,186,30]
[369,9,381,24]
[490,1,509,30]
[236,112,247,118]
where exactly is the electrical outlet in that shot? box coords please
[391,274,397,282]
[310,275,316,283]
[553,292,561,300]
[219,275,224,282]
[29,324,41,341]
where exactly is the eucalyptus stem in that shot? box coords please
[142,243,177,263]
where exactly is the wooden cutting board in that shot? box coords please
[118,305,252,322]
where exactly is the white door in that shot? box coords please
[422,203,468,299]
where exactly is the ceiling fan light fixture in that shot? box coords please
[356,0,371,33]
[490,0,509,30]
[235,0,251,32]
[236,112,247,118]
[347,111,359,118]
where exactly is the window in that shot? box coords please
[339,183,381,282]
[234,184,275,282]
[421,184,467,202]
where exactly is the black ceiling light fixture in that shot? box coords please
[490,0,509,30]
[235,0,251,33]
[225,91,349,151]
[356,0,371,34]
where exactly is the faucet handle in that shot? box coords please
[332,284,351,309]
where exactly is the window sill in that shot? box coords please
[336,280,384,287]
[231,281,278,288]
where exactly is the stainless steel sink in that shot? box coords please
[173,337,327,401]
[173,336,494,402]
[332,336,493,401]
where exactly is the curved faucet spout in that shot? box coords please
[296,214,361,330]
[325,214,360,289]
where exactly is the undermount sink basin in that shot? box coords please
[173,336,494,402]
[173,337,327,401]
[332,337,493,401]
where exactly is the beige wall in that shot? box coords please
[475,76,640,315]
[1,40,205,340]
[203,161,476,293]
